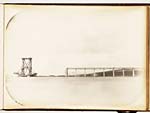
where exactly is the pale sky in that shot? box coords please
[5,6,146,75]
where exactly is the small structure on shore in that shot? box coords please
[14,58,37,77]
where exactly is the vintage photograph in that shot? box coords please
[3,5,147,110]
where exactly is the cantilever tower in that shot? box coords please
[21,58,32,76]
[14,57,37,77]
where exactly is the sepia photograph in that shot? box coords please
[1,4,148,111]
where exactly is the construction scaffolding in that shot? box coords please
[14,58,37,77]
[21,58,32,76]
[66,67,143,77]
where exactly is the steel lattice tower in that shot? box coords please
[21,58,32,76]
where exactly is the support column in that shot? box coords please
[66,68,68,77]
[84,68,86,77]
[21,58,25,76]
[113,68,115,77]
[93,68,96,77]
[132,68,135,77]
[122,68,125,76]
[29,58,32,75]
[75,68,77,77]
[103,68,105,76]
